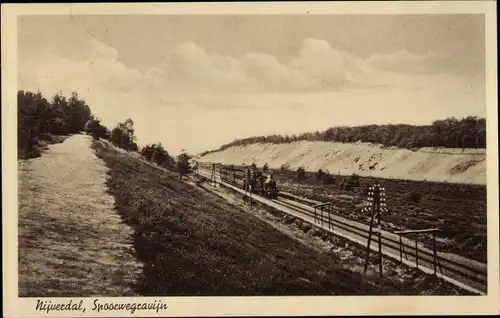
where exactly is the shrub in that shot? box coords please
[316,169,325,181]
[296,167,306,181]
[84,118,109,140]
[177,152,192,179]
[263,163,269,173]
[39,133,54,142]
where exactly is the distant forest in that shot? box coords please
[201,116,486,156]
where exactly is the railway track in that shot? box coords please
[196,165,487,295]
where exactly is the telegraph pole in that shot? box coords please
[363,183,387,277]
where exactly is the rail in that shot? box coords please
[195,164,487,295]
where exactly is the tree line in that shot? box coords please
[18,90,93,158]
[18,90,192,178]
[200,116,486,156]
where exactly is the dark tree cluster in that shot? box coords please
[141,143,175,169]
[110,118,138,151]
[18,91,191,181]
[84,117,110,140]
[176,152,192,179]
[201,117,486,156]
[18,90,93,158]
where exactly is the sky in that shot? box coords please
[18,15,486,155]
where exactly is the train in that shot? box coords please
[242,167,279,199]
[198,162,279,199]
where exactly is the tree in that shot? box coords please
[129,142,139,152]
[316,169,325,182]
[152,144,168,165]
[66,92,92,133]
[84,118,108,140]
[17,90,100,158]
[111,118,136,150]
[177,152,192,179]
[296,166,306,181]
[141,143,174,168]
[205,116,486,153]
[263,163,269,173]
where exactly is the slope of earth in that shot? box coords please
[92,140,471,295]
[199,141,486,185]
[18,134,142,297]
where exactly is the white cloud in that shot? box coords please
[289,38,355,89]
[18,37,485,154]
[155,38,363,93]
[159,41,252,93]
[19,39,144,95]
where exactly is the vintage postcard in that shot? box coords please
[2,1,499,317]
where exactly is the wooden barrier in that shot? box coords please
[395,228,442,276]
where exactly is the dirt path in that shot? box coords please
[18,134,142,297]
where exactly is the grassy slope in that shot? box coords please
[93,141,471,295]
[270,168,486,263]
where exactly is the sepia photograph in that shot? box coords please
[2,1,499,317]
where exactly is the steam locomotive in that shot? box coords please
[243,168,279,199]
[219,164,279,199]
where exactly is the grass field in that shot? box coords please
[266,168,487,263]
[93,141,471,295]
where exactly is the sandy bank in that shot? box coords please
[199,141,486,185]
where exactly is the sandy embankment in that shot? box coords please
[199,141,486,185]
[18,134,142,296]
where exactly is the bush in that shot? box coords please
[316,169,325,181]
[263,163,269,173]
[84,118,109,140]
[141,143,174,168]
[296,167,306,181]
[39,133,54,142]
[110,119,136,151]
[177,152,192,179]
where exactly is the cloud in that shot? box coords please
[18,37,485,155]
[152,38,374,93]
[19,36,482,103]
[23,36,461,98]
[19,38,145,95]
[159,41,252,93]
[289,38,355,89]
[365,49,482,77]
